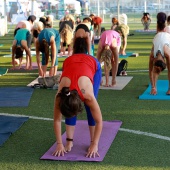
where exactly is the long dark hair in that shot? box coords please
[157,12,166,31]
[57,87,83,118]
[39,39,49,65]
[154,60,166,73]
[73,37,88,54]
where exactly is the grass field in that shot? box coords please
[0,17,170,170]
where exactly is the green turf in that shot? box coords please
[0,17,170,170]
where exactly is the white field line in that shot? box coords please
[119,128,170,141]
[1,113,170,141]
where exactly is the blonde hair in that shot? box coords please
[101,47,112,70]
[64,14,75,23]
[33,21,44,32]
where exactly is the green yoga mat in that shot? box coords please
[0,68,8,76]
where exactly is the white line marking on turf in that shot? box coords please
[1,113,170,141]
[119,128,170,141]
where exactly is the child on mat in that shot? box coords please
[11,25,32,70]
[96,30,120,87]
[52,38,103,158]
[149,12,170,95]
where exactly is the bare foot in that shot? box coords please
[103,84,111,87]
[65,141,73,152]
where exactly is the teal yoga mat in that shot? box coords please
[0,67,8,76]
[119,52,133,58]
[0,87,34,107]
[0,115,29,146]
[139,80,170,100]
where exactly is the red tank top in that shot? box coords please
[61,54,97,101]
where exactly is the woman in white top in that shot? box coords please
[149,12,170,95]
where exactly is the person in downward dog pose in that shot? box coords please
[96,30,120,87]
[149,12,170,95]
[73,17,92,55]
[53,38,103,158]
[33,21,60,77]
[11,24,32,70]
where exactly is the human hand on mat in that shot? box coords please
[150,87,157,95]
[86,143,100,158]
[52,144,67,157]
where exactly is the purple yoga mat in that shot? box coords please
[40,120,122,162]
[22,62,38,69]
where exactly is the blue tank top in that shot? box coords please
[14,28,29,46]
[38,28,60,47]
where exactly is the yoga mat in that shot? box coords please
[21,62,38,69]
[0,115,29,146]
[119,52,133,58]
[135,29,156,34]
[0,68,8,76]
[0,87,34,107]
[40,120,122,162]
[100,76,133,90]
[139,80,170,100]
[0,44,3,47]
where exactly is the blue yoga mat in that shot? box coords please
[139,80,170,100]
[119,52,133,58]
[0,87,34,107]
[0,115,29,146]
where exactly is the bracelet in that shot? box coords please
[57,143,63,145]
[66,138,73,142]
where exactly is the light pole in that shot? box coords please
[31,0,35,15]
[4,0,7,34]
[117,0,120,21]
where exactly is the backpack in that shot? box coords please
[110,59,128,76]
[37,74,61,89]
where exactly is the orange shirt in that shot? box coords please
[93,17,102,25]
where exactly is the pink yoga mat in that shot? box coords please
[40,120,122,162]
